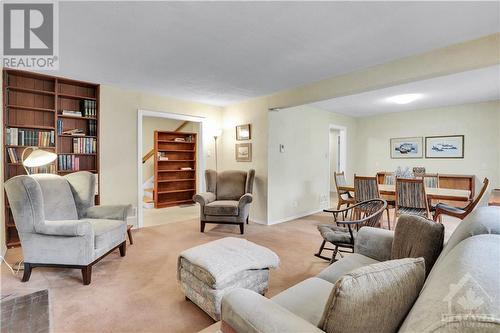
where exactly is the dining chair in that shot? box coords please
[354,175,393,229]
[382,172,395,185]
[333,171,355,211]
[423,173,439,188]
[433,178,489,221]
[395,177,431,220]
[315,199,387,263]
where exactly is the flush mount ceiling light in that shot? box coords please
[386,93,423,104]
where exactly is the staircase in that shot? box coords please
[142,121,190,209]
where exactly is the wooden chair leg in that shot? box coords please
[21,263,32,282]
[82,265,92,285]
[246,216,249,224]
[200,221,206,233]
[127,228,133,245]
[315,240,326,257]
[239,223,244,235]
[386,208,391,230]
[329,246,339,264]
[119,241,126,257]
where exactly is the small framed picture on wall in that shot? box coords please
[390,137,423,159]
[235,143,252,162]
[236,124,251,140]
[425,135,464,158]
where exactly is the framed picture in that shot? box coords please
[235,143,252,162]
[390,137,423,159]
[425,135,464,158]
[236,124,251,140]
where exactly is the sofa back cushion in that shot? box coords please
[321,258,425,333]
[391,215,444,276]
[399,234,500,332]
[32,174,78,220]
[216,171,247,200]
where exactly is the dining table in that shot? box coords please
[337,184,471,202]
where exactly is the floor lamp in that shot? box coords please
[214,129,222,171]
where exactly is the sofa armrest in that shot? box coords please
[38,220,92,237]
[354,227,394,261]
[238,193,253,208]
[193,192,216,206]
[221,289,324,333]
[83,205,131,221]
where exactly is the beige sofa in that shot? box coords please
[220,206,500,332]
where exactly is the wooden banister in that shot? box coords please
[142,149,154,164]
[174,121,189,132]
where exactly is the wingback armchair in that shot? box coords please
[4,171,131,285]
[193,169,255,234]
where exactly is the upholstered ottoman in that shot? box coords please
[177,237,279,320]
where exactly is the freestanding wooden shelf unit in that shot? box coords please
[3,69,100,248]
[154,131,196,208]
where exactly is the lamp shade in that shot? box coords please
[23,148,57,167]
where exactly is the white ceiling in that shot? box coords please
[310,65,500,117]
[47,1,500,106]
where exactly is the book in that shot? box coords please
[62,110,83,117]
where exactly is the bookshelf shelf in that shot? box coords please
[3,69,100,249]
[7,105,55,112]
[7,86,55,95]
[154,131,197,208]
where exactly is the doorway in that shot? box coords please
[137,110,206,228]
[329,124,347,198]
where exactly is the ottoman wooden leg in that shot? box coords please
[239,223,244,234]
[201,221,206,233]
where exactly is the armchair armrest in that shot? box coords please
[38,220,92,237]
[354,226,394,261]
[221,289,323,333]
[84,205,131,221]
[193,192,216,206]
[238,193,253,208]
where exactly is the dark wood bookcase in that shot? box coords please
[3,69,100,248]
[154,131,196,208]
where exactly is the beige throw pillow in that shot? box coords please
[321,258,425,333]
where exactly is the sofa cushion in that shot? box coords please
[216,171,246,200]
[32,174,78,220]
[321,258,425,333]
[399,235,500,332]
[316,253,379,284]
[391,215,444,275]
[205,201,239,216]
[272,277,334,327]
[86,219,126,250]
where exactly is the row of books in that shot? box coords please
[73,137,97,154]
[62,110,83,117]
[27,165,56,174]
[7,148,20,163]
[89,119,97,136]
[6,128,55,147]
[57,119,97,136]
[81,100,97,117]
[58,155,80,171]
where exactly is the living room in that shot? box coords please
[1,2,499,333]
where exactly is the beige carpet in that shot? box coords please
[1,210,459,333]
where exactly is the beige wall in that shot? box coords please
[221,98,269,223]
[354,101,500,199]
[99,85,223,213]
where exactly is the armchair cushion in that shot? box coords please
[321,258,426,333]
[65,171,96,218]
[84,205,131,221]
[38,220,92,237]
[354,226,394,262]
[86,219,126,250]
[31,174,78,220]
[205,201,239,216]
[317,225,356,244]
[217,171,247,200]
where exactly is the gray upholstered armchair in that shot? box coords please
[193,169,255,234]
[4,171,131,285]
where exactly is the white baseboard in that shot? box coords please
[267,206,328,225]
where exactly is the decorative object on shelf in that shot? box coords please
[236,124,251,140]
[425,135,464,159]
[390,137,423,159]
[213,128,222,171]
[236,143,252,162]
[21,147,57,175]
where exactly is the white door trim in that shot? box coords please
[137,109,206,228]
[329,124,347,193]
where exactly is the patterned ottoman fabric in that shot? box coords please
[177,237,279,320]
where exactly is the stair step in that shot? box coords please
[144,188,154,193]
[143,197,154,203]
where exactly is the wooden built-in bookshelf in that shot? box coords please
[154,131,196,208]
[3,69,100,248]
